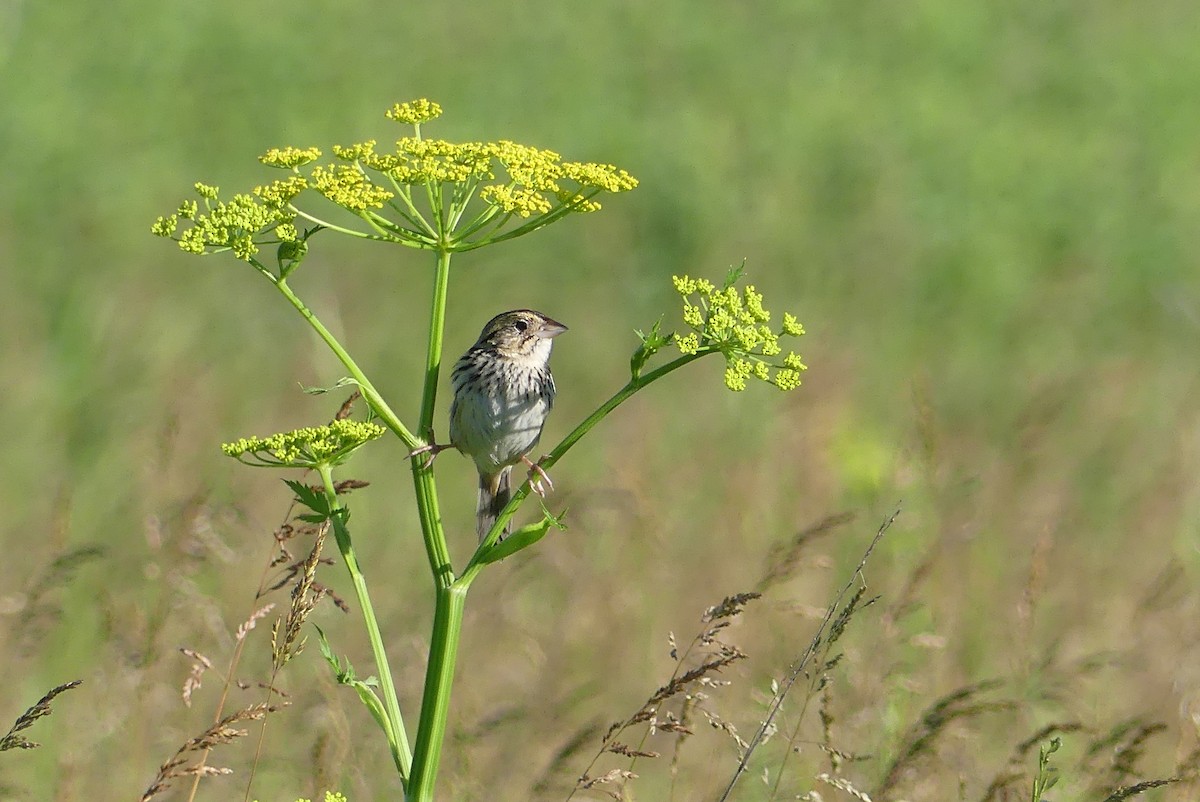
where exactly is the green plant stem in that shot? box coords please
[405,583,467,802]
[418,249,452,438]
[317,463,412,784]
[269,273,419,450]
[410,248,454,583]
[405,247,459,802]
[407,348,716,798]
[270,265,430,786]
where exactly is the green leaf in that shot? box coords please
[315,625,347,677]
[722,259,747,290]
[315,625,392,739]
[630,318,668,380]
[479,506,567,564]
[284,479,330,518]
[301,376,361,395]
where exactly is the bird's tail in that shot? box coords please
[476,467,512,543]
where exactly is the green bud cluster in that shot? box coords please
[221,419,387,468]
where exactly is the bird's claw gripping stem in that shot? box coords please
[521,455,554,497]
[409,442,453,470]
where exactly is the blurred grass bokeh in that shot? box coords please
[3,0,1200,799]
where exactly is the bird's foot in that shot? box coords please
[521,455,554,497]
[409,442,453,470]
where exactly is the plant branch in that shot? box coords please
[317,463,413,783]
[266,271,420,450]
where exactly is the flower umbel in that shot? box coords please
[155,99,639,263]
[222,420,387,468]
[385,99,443,125]
[671,266,807,392]
[260,146,322,169]
[153,187,298,261]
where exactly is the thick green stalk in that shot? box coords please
[405,583,467,802]
[317,464,413,783]
[410,248,454,583]
[406,246,459,801]
[408,244,453,583]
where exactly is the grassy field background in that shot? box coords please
[2,0,1200,799]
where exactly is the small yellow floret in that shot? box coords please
[480,185,553,217]
[774,368,803,390]
[254,175,309,207]
[260,146,322,169]
[151,215,178,237]
[332,141,377,162]
[385,99,443,125]
[672,275,697,296]
[674,332,700,355]
[311,165,393,211]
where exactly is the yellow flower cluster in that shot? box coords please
[560,161,639,193]
[671,272,807,392]
[155,99,639,259]
[332,108,638,219]
[331,140,379,162]
[153,190,295,261]
[294,791,349,802]
[478,184,552,217]
[260,146,322,169]
[310,164,394,211]
[389,137,495,184]
[254,175,310,207]
[221,420,387,468]
[385,99,443,125]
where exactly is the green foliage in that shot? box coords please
[1031,737,1061,802]
[478,504,568,565]
[315,626,393,748]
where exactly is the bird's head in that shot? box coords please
[475,309,568,362]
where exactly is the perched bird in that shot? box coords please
[431,309,567,541]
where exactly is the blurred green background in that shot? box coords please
[3,0,1200,799]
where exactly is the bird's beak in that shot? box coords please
[537,318,568,339]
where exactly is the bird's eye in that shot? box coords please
[513,320,529,333]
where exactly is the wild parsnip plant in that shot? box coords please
[152,100,806,800]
